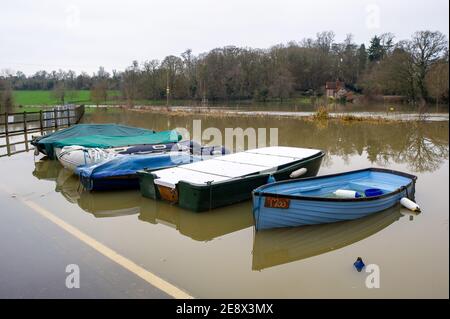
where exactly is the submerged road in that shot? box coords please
[0,190,189,299]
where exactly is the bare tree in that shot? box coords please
[409,31,448,100]
[269,67,294,101]
[52,82,66,104]
[426,61,449,105]
[122,61,140,106]
[0,80,14,112]
[91,81,108,106]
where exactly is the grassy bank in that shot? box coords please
[124,105,423,123]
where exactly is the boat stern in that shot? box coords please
[137,170,160,200]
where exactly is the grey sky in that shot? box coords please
[1,0,448,75]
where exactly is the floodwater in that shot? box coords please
[205,100,449,114]
[0,108,448,298]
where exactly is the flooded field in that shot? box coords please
[0,108,448,298]
[200,100,450,114]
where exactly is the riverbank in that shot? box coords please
[4,102,449,123]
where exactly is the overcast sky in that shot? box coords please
[1,0,448,75]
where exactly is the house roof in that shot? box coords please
[326,81,344,90]
[326,82,337,89]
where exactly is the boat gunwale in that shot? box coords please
[252,167,417,203]
[81,163,187,191]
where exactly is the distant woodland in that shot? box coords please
[1,30,448,110]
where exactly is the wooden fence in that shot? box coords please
[0,105,85,157]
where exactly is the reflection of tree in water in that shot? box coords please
[320,154,333,167]
[358,122,448,173]
[302,120,448,173]
[391,122,449,172]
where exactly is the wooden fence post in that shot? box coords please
[54,108,58,131]
[67,108,71,127]
[4,112,8,136]
[75,105,85,123]
[39,110,44,134]
[23,112,29,151]
[4,112,10,156]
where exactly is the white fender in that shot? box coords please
[290,167,307,178]
[400,197,421,212]
[333,189,361,198]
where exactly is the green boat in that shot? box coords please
[137,146,325,212]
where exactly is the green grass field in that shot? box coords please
[11,90,315,109]
[11,90,197,109]
[12,90,121,106]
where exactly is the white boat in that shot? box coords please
[57,146,119,172]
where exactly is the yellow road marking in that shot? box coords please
[1,186,193,299]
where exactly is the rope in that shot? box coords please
[207,181,213,211]
[256,193,263,231]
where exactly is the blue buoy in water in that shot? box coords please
[354,257,365,272]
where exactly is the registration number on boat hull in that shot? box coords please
[264,196,290,209]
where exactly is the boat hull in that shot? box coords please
[80,174,141,191]
[138,151,325,212]
[252,168,417,230]
[77,151,194,191]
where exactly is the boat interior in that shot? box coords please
[261,170,413,198]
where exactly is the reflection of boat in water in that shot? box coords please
[77,190,141,218]
[32,158,253,238]
[32,157,60,181]
[33,159,140,218]
[138,199,253,241]
[55,169,81,204]
[252,204,405,271]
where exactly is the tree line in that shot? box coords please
[1,30,448,109]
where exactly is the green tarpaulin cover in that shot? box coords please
[33,124,180,159]
[53,130,181,151]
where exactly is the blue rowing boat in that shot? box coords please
[252,168,417,230]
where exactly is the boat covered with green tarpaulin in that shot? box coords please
[31,124,181,159]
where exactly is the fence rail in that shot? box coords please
[0,105,85,157]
